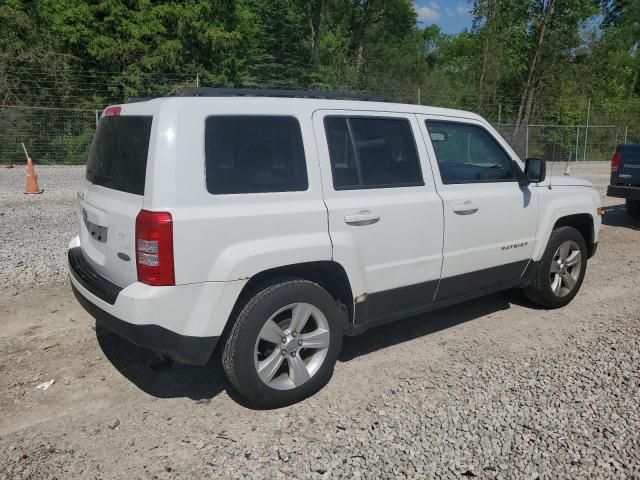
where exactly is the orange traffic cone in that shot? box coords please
[25,157,44,194]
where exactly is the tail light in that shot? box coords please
[104,105,121,117]
[611,150,621,172]
[135,210,175,286]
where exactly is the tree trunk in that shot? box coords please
[355,43,365,77]
[308,0,325,65]
[477,0,499,109]
[513,0,556,138]
[355,0,375,83]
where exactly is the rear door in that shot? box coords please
[617,145,640,185]
[78,109,153,287]
[313,110,444,324]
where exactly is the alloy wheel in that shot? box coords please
[549,240,582,298]
[253,303,330,390]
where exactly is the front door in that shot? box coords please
[417,116,538,301]
[313,110,444,323]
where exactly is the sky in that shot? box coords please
[414,1,474,34]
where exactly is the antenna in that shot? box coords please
[21,142,30,161]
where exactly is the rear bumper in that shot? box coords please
[68,246,122,304]
[71,283,217,365]
[68,243,222,365]
[607,185,640,200]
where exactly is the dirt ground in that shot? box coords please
[0,162,639,479]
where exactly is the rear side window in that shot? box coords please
[324,117,423,190]
[86,116,153,195]
[205,116,308,194]
[425,121,515,184]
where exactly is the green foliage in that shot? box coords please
[0,0,639,163]
[49,124,95,164]
[243,0,312,87]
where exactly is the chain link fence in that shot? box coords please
[0,106,98,164]
[495,124,637,162]
[1,103,637,165]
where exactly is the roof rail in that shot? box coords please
[125,97,156,104]
[173,87,387,102]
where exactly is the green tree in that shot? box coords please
[0,0,638,131]
[511,0,600,132]
[243,0,312,87]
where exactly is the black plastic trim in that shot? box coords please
[68,247,122,305]
[350,260,529,334]
[174,87,387,102]
[607,185,640,200]
[354,280,438,325]
[435,260,529,301]
[71,284,218,365]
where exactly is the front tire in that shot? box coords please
[626,199,640,219]
[524,226,587,309]
[222,279,343,408]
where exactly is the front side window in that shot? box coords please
[425,121,515,184]
[324,117,423,190]
[205,116,308,194]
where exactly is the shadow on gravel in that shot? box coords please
[602,204,640,231]
[96,289,530,405]
[340,289,521,362]
[96,327,229,402]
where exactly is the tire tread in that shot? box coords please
[222,278,340,407]
[524,226,587,309]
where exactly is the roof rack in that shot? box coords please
[173,87,387,102]
[125,97,155,104]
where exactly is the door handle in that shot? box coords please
[452,201,479,215]
[344,210,380,226]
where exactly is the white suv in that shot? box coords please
[69,89,602,407]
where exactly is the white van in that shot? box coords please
[69,88,602,407]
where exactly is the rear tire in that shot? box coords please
[626,199,640,219]
[222,279,343,408]
[524,226,587,309]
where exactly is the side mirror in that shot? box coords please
[525,157,546,183]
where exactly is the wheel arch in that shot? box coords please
[533,194,599,262]
[218,261,355,347]
[552,213,596,258]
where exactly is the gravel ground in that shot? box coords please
[0,165,82,291]
[1,162,639,479]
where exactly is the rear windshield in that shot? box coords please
[86,116,153,195]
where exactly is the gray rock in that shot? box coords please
[106,418,120,430]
